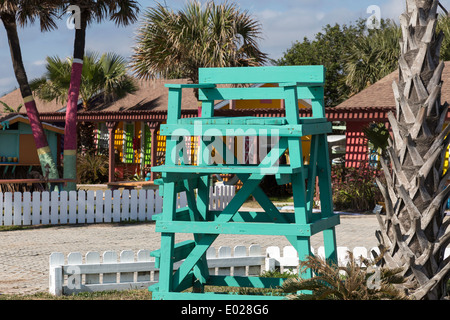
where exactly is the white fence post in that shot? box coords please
[49,252,64,296]
[49,245,390,296]
[0,192,3,225]
[104,190,112,223]
[23,192,31,226]
[78,190,86,224]
[0,185,235,227]
[4,192,12,225]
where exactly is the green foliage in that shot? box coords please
[344,21,401,95]
[363,122,390,155]
[260,269,298,279]
[76,153,108,184]
[0,100,22,113]
[282,251,407,300]
[31,51,138,153]
[278,16,450,106]
[331,162,384,212]
[130,0,267,88]
[277,20,367,107]
[30,51,138,110]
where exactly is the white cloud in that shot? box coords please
[0,77,16,88]
[254,6,359,60]
[32,60,46,66]
[380,0,404,21]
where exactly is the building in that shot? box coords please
[0,79,312,183]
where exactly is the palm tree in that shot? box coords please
[62,0,139,191]
[130,0,267,96]
[344,21,401,94]
[375,1,450,300]
[0,0,60,181]
[0,101,22,113]
[282,251,406,300]
[31,51,137,152]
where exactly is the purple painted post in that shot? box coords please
[106,122,117,183]
[63,60,83,191]
[24,96,59,180]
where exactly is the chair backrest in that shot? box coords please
[198,65,325,85]
[197,65,326,121]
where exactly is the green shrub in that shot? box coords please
[76,153,109,184]
[331,162,384,212]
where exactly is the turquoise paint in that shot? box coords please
[0,121,59,166]
[150,66,338,299]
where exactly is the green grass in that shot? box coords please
[0,289,153,300]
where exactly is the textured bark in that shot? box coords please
[1,12,59,180]
[376,0,450,300]
[63,11,87,191]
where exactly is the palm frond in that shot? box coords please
[130,0,267,84]
[282,252,407,300]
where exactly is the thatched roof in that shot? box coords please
[335,62,450,110]
[0,78,199,114]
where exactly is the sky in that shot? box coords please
[0,0,448,97]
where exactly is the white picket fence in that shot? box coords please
[0,185,235,226]
[49,245,400,296]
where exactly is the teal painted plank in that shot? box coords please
[199,66,325,85]
[178,116,287,125]
[165,83,216,89]
[213,210,295,223]
[287,136,309,224]
[171,234,218,291]
[311,98,325,118]
[306,135,319,214]
[295,236,313,280]
[158,180,178,293]
[157,210,339,237]
[323,227,338,264]
[301,121,332,136]
[152,291,285,300]
[151,240,196,267]
[246,118,287,125]
[167,171,270,287]
[316,133,334,218]
[284,85,300,124]
[159,123,331,137]
[309,214,340,235]
[178,117,324,126]
[199,86,324,101]
[151,164,304,175]
[167,88,182,124]
[155,221,314,236]
[207,275,285,288]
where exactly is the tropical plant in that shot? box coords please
[31,51,138,153]
[0,0,60,181]
[376,1,450,300]
[331,162,384,212]
[31,52,137,110]
[61,0,139,191]
[363,122,390,169]
[76,152,108,184]
[0,100,22,113]
[278,16,450,106]
[130,0,267,97]
[277,20,367,107]
[282,251,407,300]
[344,21,401,94]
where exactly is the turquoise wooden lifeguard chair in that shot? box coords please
[150,65,339,300]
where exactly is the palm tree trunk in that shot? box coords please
[1,13,59,182]
[63,11,87,191]
[376,0,450,300]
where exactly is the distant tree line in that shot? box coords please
[277,16,450,107]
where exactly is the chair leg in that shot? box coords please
[157,181,177,293]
